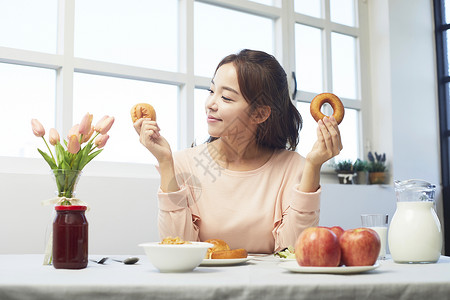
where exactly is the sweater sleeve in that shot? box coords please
[156,149,201,241]
[272,185,321,252]
[157,184,200,241]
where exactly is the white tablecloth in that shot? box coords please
[0,254,450,300]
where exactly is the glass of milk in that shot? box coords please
[361,214,388,260]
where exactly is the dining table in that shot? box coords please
[0,254,449,300]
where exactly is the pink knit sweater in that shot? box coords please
[157,143,320,253]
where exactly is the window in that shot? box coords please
[74,0,178,71]
[0,0,367,175]
[295,24,323,93]
[0,0,58,53]
[294,0,362,161]
[194,2,273,77]
[194,88,210,145]
[330,0,356,27]
[0,64,55,157]
[295,0,321,18]
[73,73,178,164]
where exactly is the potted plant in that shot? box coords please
[334,159,356,184]
[367,151,387,184]
[353,159,369,184]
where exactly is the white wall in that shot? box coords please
[0,172,160,255]
[388,0,441,185]
[0,0,444,255]
[368,0,444,227]
[1,171,398,255]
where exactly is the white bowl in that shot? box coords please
[139,242,213,272]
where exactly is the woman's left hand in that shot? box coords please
[306,116,343,167]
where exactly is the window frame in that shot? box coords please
[292,0,368,165]
[433,0,450,256]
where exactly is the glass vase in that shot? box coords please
[51,169,82,199]
[43,169,83,265]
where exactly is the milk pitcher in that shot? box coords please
[388,179,442,263]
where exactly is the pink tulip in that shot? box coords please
[94,116,108,130]
[82,126,94,143]
[67,135,81,154]
[31,119,45,137]
[67,124,80,140]
[49,128,60,146]
[95,134,109,148]
[95,116,115,135]
[79,113,93,135]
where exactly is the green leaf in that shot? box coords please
[75,144,88,170]
[77,144,93,170]
[79,149,103,169]
[61,160,70,169]
[55,143,65,167]
[52,169,81,197]
[37,148,57,169]
[72,151,83,170]
[63,151,73,169]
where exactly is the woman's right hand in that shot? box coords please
[133,118,172,163]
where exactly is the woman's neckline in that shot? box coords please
[202,142,277,176]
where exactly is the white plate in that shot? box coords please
[279,261,380,274]
[200,256,253,266]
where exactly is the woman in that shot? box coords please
[134,49,342,253]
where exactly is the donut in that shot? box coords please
[210,248,248,259]
[204,239,230,259]
[130,103,156,123]
[310,93,344,124]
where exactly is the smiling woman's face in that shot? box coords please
[205,63,256,139]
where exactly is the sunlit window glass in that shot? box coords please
[194,2,273,77]
[0,63,55,157]
[73,73,178,165]
[74,0,177,71]
[445,31,450,75]
[194,88,210,145]
[0,0,57,53]
[330,0,356,27]
[249,0,276,6]
[297,102,358,161]
[445,0,450,23]
[334,108,358,160]
[296,102,316,158]
[294,0,321,18]
[331,32,357,99]
[295,24,323,93]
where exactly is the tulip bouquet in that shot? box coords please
[32,113,114,203]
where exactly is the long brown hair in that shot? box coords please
[207,49,302,151]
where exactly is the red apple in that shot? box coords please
[295,227,341,267]
[319,226,344,239]
[319,226,345,265]
[340,228,380,266]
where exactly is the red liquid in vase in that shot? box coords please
[52,205,88,269]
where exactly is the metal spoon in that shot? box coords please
[90,257,109,264]
[113,257,139,265]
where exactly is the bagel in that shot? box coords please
[210,248,248,259]
[310,93,344,124]
[130,103,156,123]
[204,239,230,259]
